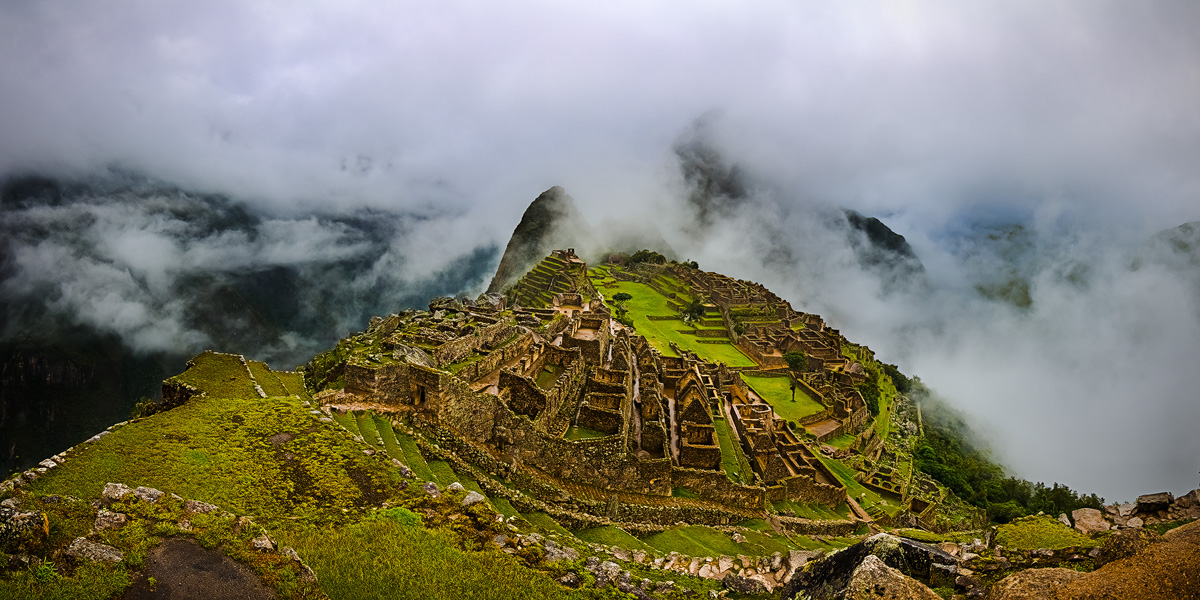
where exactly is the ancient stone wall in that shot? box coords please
[671,467,766,511]
[578,404,623,435]
[450,330,534,383]
[766,473,846,506]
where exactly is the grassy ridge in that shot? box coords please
[168,351,259,399]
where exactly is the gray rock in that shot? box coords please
[0,508,49,552]
[0,479,16,495]
[447,482,466,493]
[184,499,220,514]
[251,533,275,551]
[653,580,676,593]
[102,482,131,502]
[1117,502,1136,517]
[0,498,19,510]
[1175,489,1200,509]
[1126,516,1144,528]
[94,510,127,531]
[461,491,486,506]
[37,459,57,470]
[422,482,441,498]
[1072,508,1111,535]
[544,540,580,563]
[132,486,164,503]
[593,560,621,587]
[782,533,957,600]
[1058,513,1072,528]
[492,534,508,547]
[557,572,581,588]
[722,573,768,595]
[65,537,124,563]
[1136,492,1174,512]
[844,555,940,599]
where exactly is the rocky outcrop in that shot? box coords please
[0,507,49,552]
[782,534,955,600]
[65,537,124,563]
[843,555,941,600]
[488,187,592,294]
[1071,508,1110,535]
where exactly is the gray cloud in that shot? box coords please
[3,1,1199,499]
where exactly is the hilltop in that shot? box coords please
[2,191,1199,599]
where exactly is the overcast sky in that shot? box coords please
[2,1,1199,500]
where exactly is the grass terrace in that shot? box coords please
[588,270,756,367]
[713,414,754,485]
[816,455,904,519]
[742,374,825,422]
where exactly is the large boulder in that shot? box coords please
[0,507,49,553]
[990,567,1085,600]
[1052,519,1200,600]
[1135,491,1174,513]
[1175,489,1200,509]
[1094,527,1162,568]
[1071,508,1110,535]
[843,555,940,600]
[722,573,768,595]
[782,534,956,600]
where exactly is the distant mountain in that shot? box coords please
[0,171,496,477]
[487,186,592,294]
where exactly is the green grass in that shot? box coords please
[167,351,260,399]
[427,460,460,487]
[742,375,825,422]
[712,416,753,485]
[816,455,902,518]
[894,529,982,544]
[574,525,656,553]
[564,425,609,440]
[520,512,577,541]
[373,414,406,462]
[826,434,856,449]
[534,364,564,390]
[773,499,852,521]
[248,360,289,397]
[331,411,362,439]
[995,514,1102,549]
[392,429,436,482]
[280,518,572,600]
[355,412,383,446]
[276,371,306,396]
[589,275,756,367]
[491,498,520,519]
[26,393,404,525]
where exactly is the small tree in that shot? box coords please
[789,380,797,402]
[782,351,808,373]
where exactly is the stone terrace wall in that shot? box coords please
[431,317,517,366]
[451,330,533,383]
[766,472,845,507]
[672,467,766,511]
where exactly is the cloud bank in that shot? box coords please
[2,1,1200,499]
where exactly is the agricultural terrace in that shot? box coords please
[588,266,756,367]
[816,454,904,520]
[741,374,825,422]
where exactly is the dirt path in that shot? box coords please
[121,538,275,600]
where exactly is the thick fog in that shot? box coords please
[3,1,1199,499]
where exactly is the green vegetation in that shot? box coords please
[912,380,1102,523]
[248,360,289,396]
[782,351,808,372]
[742,374,824,421]
[712,416,754,485]
[626,249,666,265]
[574,525,656,552]
[816,455,902,518]
[825,434,856,450]
[564,425,609,440]
[893,529,982,544]
[994,514,1101,549]
[773,499,852,520]
[588,274,755,366]
[167,351,260,399]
